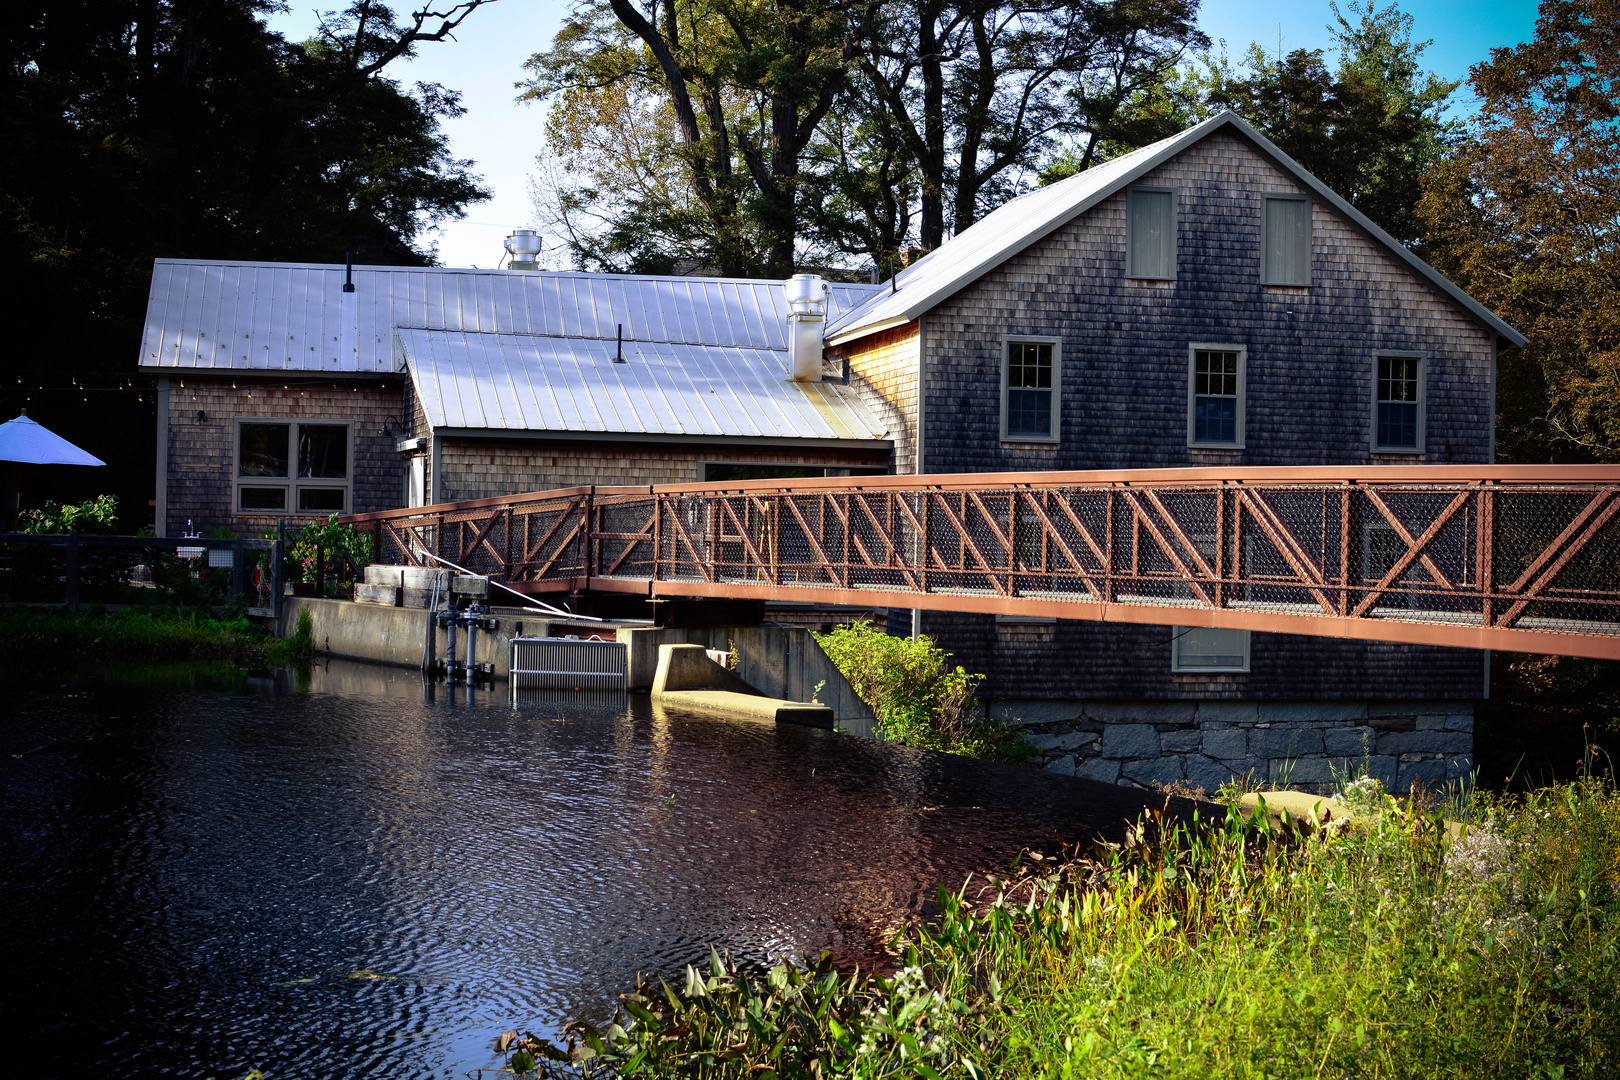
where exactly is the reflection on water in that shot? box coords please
[2,659,1175,1079]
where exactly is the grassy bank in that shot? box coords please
[502,775,1620,1079]
[0,605,311,665]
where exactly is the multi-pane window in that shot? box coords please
[1002,338,1060,441]
[235,418,352,514]
[1127,188,1174,279]
[1374,353,1423,451]
[1189,346,1243,446]
[1263,196,1311,285]
[1172,627,1251,672]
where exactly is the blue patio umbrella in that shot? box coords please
[1,411,105,530]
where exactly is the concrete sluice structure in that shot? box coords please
[276,594,877,738]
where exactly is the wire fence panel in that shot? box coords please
[338,468,1620,659]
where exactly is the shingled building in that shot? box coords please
[137,111,1523,792]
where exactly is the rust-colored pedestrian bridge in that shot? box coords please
[340,466,1620,660]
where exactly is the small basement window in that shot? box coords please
[1172,627,1250,672]
[1001,337,1061,443]
[1373,353,1424,453]
[234,418,353,515]
[1127,188,1175,280]
[1187,344,1245,448]
[1263,195,1311,285]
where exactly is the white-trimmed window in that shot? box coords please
[1127,187,1176,280]
[1372,352,1424,453]
[1172,627,1251,672]
[1263,195,1311,285]
[1187,343,1246,448]
[234,418,353,514]
[1001,336,1061,443]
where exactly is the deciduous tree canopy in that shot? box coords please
[0,0,491,526]
[1419,0,1620,462]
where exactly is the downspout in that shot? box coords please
[154,376,170,537]
[912,314,926,640]
[1484,335,1500,700]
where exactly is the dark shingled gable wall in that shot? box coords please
[906,129,1495,701]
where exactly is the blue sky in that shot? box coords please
[265,0,1542,269]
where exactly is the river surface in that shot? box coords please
[2,659,1176,1078]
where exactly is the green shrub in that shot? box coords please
[520,775,1620,1079]
[287,512,371,588]
[18,493,120,534]
[0,605,310,664]
[814,621,1032,763]
[8,494,137,602]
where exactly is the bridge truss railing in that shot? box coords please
[340,466,1620,659]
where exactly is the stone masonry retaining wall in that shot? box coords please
[990,699,1474,795]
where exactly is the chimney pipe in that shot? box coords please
[784,273,827,382]
[504,229,542,271]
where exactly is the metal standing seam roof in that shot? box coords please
[398,329,890,444]
[137,262,885,374]
[825,110,1527,349]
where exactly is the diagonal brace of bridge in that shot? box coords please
[340,465,1620,660]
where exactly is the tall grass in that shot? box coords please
[498,776,1620,1079]
[0,605,311,664]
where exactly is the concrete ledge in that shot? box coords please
[651,643,761,695]
[657,689,835,729]
[651,644,835,728]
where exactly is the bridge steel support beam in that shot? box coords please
[341,465,1620,661]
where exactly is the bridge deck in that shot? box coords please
[340,465,1620,660]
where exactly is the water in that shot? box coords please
[2,660,1173,1078]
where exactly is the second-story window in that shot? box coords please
[1187,344,1246,448]
[1127,188,1175,280]
[1001,337,1061,443]
[1373,353,1424,453]
[1263,195,1311,285]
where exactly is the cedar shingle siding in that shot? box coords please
[862,130,1494,703]
[918,132,1492,474]
[163,379,403,536]
[435,444,890,502]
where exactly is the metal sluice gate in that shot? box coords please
[509,638,629,691]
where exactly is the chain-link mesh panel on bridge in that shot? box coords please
[341,467,1620,660]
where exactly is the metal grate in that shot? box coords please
[509,637,628,690]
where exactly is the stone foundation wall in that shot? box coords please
[990,699,1474,795]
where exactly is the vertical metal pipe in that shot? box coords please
[446,612,458,680]
[1479,485,1495,627]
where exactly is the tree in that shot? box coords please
[524,0,866,277]
[1418,0,1620,462]
[0,0,491,526]
[859,0,1207,250]
[1201,1,1459,246]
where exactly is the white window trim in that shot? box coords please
[1170,626,1252,673]
[1186,342,1247,450]
[1370,350,1426,455]
[1000,335,1062,444]
[232,416,354,516]
[1261,193,1312,286]
[1126,186,1177,281]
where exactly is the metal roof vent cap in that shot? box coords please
[784,273,827,317]
[505,229,542,271]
